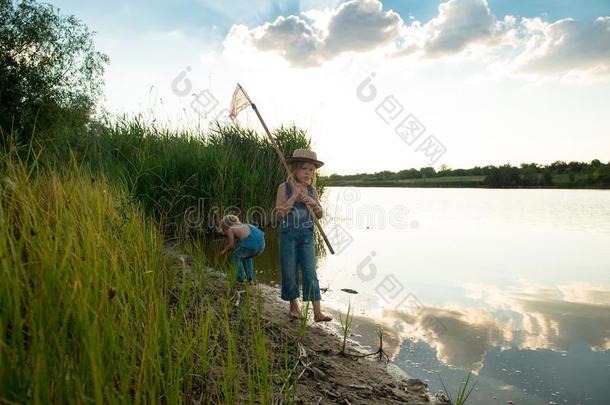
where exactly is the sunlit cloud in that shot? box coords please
[514,16,610,77]
[224,0,403,67]
[395,0,504,58]
[223,0,610,79]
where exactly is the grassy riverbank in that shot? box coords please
[0,122,308,402]
[0,116,322,403]
[0,120,355,404]
[0,149,294,403]
[1,145,443,404]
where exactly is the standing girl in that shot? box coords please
[275,149,332,322]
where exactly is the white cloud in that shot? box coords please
[224,0,403,67]
[323,0,402,54]
[222,0,610,80]
[419,0,497,57]
[395,0,522,59]
[514,16,610,76]
[252,15,324,67]
[224,0,510,66]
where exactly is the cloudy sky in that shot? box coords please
[49,0,610,175]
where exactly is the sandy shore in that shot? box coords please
[255,282,447,404]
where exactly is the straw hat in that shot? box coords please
[286,148,324,168]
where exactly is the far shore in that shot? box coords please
[323,177,610,190]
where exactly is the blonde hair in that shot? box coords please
[220,214,241,230]
[286,161,317,187]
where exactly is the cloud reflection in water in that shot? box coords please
[376,283,610,371]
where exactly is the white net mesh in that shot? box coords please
[229,84,251,120]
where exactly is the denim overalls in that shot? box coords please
[279,181,321,301]
[232,224,265,282]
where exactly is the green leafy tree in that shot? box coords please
[520,163,539,186]
[550,160,568,174]
[485,164,522,187]
[568,161,585,173]
[0,0,109,144]
[568,171,576,183]
[541,168,554,186]
[421,166,436,178]
[600,164,610,186]
[397,168,421,179]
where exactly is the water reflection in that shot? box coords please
[465,284,610,352]
[364,283,609,404]
[379,284,610,371]
[311,283,610,403]
[384,306,510,372]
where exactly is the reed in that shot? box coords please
[44,118,323,240]
[0,145,291,403]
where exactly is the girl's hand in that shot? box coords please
[301,195,318,208]
[295,191,306,202]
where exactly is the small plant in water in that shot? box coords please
[339,298,354,355]
[438,371,478,405]
[296,299,310,342]
[372,328,389,363]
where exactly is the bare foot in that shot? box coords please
[314,313,332,322]
[288,309,301,320]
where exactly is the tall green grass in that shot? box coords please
[44,117,324,241]
[0,148,290,403]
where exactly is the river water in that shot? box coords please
[315,187,610,404]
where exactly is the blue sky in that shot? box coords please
[388,0,610,22]
[47,0,610,174]
[51,0,610,37]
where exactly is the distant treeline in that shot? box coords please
[322,161,610,188]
